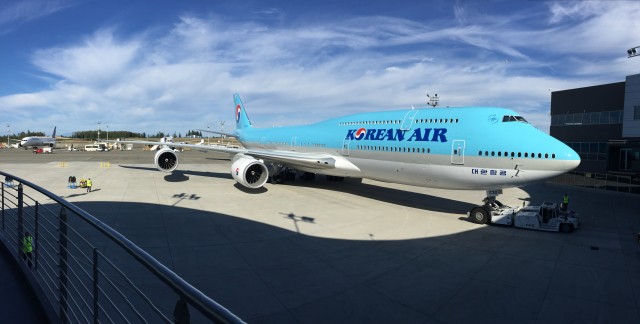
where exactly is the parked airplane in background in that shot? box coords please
[113,94,580,216]
[19,127,57,149]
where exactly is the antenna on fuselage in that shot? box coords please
[427,94,439,108]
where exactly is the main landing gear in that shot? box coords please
[268,165,297,184]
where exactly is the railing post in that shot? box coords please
[17,183,24,255]
[59,207,68,324]
[93,248,99,324]
[35,202,39,271]
[1,182,4,231]
[173,296,191,324]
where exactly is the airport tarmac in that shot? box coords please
[1,148,640,323]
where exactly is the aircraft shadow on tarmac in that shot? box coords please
[58,200,464,322]
[35,194,638,324]
[117,165,232,182]
[283,178,477,215]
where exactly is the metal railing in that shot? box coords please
[549,171,640,194]
[0,171,244,323]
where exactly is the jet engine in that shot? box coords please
[155,148,179,172]
[231,155,269,189]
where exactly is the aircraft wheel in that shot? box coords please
[560,223,572,233]
[470,207,489,224]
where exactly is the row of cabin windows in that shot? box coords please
[478,150,556,159]
[266,141,326,147]
[339,118,459,126]
[357,145,431,153]
[296,143,326,147]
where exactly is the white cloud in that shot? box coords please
[32,29,142,87]
[548,1,601,24]
[3,2,640,135]
[0,0,75,34]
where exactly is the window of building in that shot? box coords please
[551,110,623,126]
[635,105,640,120]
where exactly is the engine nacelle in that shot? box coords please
[231,155,269,189]
[155,148,179,172]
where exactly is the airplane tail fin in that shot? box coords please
[234,94,252,130]
[52,127,57,138]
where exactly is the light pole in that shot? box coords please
[220,121,225,145]
[106,124,109,141]
[207,125,210,145]
[97,121,101,142]
[6,124,9,148]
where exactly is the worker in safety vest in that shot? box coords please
[86,178,92,193]
[22,231,34,269]
[561,193,569,211]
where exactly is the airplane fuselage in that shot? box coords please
[19,127,56,149]
[236,107,580,190]
[19,137,56,149]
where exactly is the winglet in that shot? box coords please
[52,127,57,138]
[234,94,252,130]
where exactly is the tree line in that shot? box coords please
[70,129,204,139]
[4,130,46,140]
[4,129,206,140]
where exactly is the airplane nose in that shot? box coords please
[561,146,581,172]
[565,157,580,172]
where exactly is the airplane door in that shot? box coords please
[342,138,350,156]
[451,140,465,165]
[291,137,297,151]
[400,110,419,130]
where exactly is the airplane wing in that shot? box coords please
[108,139,358,171]
[197,129,237,138]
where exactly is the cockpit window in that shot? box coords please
[502,115,528,123]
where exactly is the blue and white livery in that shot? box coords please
[115,94,580,192]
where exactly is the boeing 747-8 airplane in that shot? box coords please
[19,127,57,149]
[113,94,580,220]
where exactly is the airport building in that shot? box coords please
[550,73,640,175]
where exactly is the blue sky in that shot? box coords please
[1,0,639,137]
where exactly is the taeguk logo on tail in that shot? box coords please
[345,127,448,142]
[236,104,242,122]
